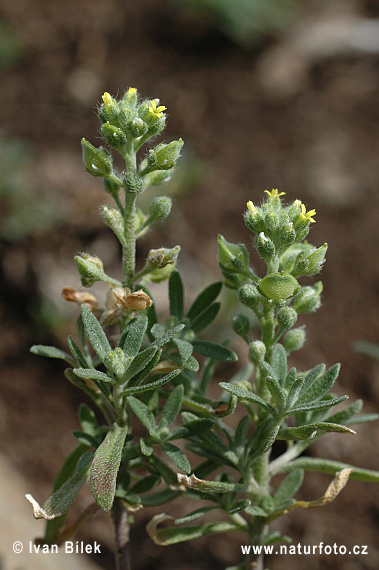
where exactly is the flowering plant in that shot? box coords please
[26,88,379,570]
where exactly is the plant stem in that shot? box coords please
[122,191,137,288]
[112,499,131,570]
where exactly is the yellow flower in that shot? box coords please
[148,99,167,118]
[246,200,257,214]
[128,87,137,95]
[265,189,286,199]
[102,92,113,112]
[300,203,316,223]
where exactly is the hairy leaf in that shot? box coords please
[193,340,237,362]
[186,282,222,322]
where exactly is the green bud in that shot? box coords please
[217,235,250,273]
[149,196,172,221]
[101,205,125,245]
[122,87,138,106]
[256,231,275,261]
[148,139,184,171]
[244,203,265,234]
[249,340,266,362]
[283,328,306,352]
[238,284,260,309]
[74,253,104,287]
[105,348,128,379]
[277,306,298,330]
[143,169,173,186]
[279,243,313,273]
[292,244,327,277]
[258,272,300,301]
[124,172,143,195]
[293,283,322,314]
[98,92,119,124]
[101,121,127,152]
[81,138,113,178]
[231,313,250,338]
[279,222,296,245]
[147,246,181,269]
[125,117,148,138]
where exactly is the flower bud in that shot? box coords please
[98,92,119,124]
[147,139,184,171]
[147,246,181,269]
[277,306,298,330]
[244,201,265,233]
[105,347,129,379]
[283,328,306,352]
[126,117,148,138]
[81,139,113,178]
[249,340,266,362]
[74,254,104,287]
[238,284,260,309]
[293,283,322,314]
[231,313,250,338]
[101,121,127,152]
[101,205,125,244]
[255,232,275,261]
[124,172,143,195]
[258,272,300,301]
[217,235,250,273]
[149,196,172,221]
[279,222,296,245]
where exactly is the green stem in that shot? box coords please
[122,191,137,288]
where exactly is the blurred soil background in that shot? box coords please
[1,0,379,568]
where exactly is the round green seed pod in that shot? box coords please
[249,340,266,362]
[258,272,300,301]
[277,306,298,330]
[231,313,250,337]
[283,328,306,352]
[238,284,260,308]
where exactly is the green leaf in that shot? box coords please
[177,473,248,494]
[30,345,75,366]
[120,315,148,359]
[289,395,348,415]
[72,430,98,448]
[122,345,158,382]
[273,470,304,505]
[179,418,214,438]
[169,270,184,319]
[220,382,276,415]
[248,421,280,460]
[128,397,157,435]
[160,442,191,474]
[298,363,326,398]
[146,300,158,341]
[191,302,220,334]
[244,505,268,517]
[142,488,181,507]
[278,422,355,440]
[327,399,363,424]
[234,416,251,454]
[266,376,287,409]
[27,456,91,520]
[149,454,177,485]
[173,338,193,360]
[67,336,89,368]
[193,340,237,362]
[124,369,181,395]
[131,475,161,494]
[186,282,222,322]
[159,385,184,429]
[286,376,305,409]
[278,457,379,483]
[175,506,218,525]
[353,340,379,360]
[90,423,128,511]
[121,446,141,460]
[284,367,298,390]
[270,344,287,385]
[43,444,89,543]
[151,324,186,349]
[147,515,239,546]
[73,368,116,384]
[298,363,341,403]
[126,349,161,388]
[81,304,111,364]
[140,437,153,456]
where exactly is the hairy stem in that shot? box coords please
[112,499,131,570]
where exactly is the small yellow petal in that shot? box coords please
[246,200,257,214]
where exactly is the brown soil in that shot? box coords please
[1,0,379,569]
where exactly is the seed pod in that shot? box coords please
[258,272,300,301]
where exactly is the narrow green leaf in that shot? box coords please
[126,349,161,388]
[73,368,116,384]
[90,423,128,511]
[353,340,379,360]
[266,376,287,409]
[140,437,153,456]
[186,282,222,321]
[122,345,158,382]
[30,345,75,366]
[248,422,280,460]
[120,315,148,358]
[299,363,326,398]
[191,302,220,334]
[169,270,184,319]
[175,506,218,525]
[289,395,348,415]
[68,336,89,368]
[151,324,185,349]
[284,367,298,390]
[273,470,304,505]
[173,338,193,360]
[159,385,184,429]
[278,457,379,483]
[124,369,181,395]
[220,382,276,415]
[180,418,214,438]
[72,430,98,448]
[146,301,158,341]
[260,360,278,382]
[131,475,161,494]
[298,363,341,403]
[177,473,248,494]
[345,413,379,425]
[142,488,181,507]
[244,505,268,517]
[149,454,177,485]
[147,516,239,546]
[327,399,363,424]
[121,446,141,460]
[128,396,157,435]
[234,416,251,453]
[160,442,191,474]
[193,340,237,362]
[81,304,111,364]
[270,344,287,386]
[286,376,305,409]
[278,421,355,440]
